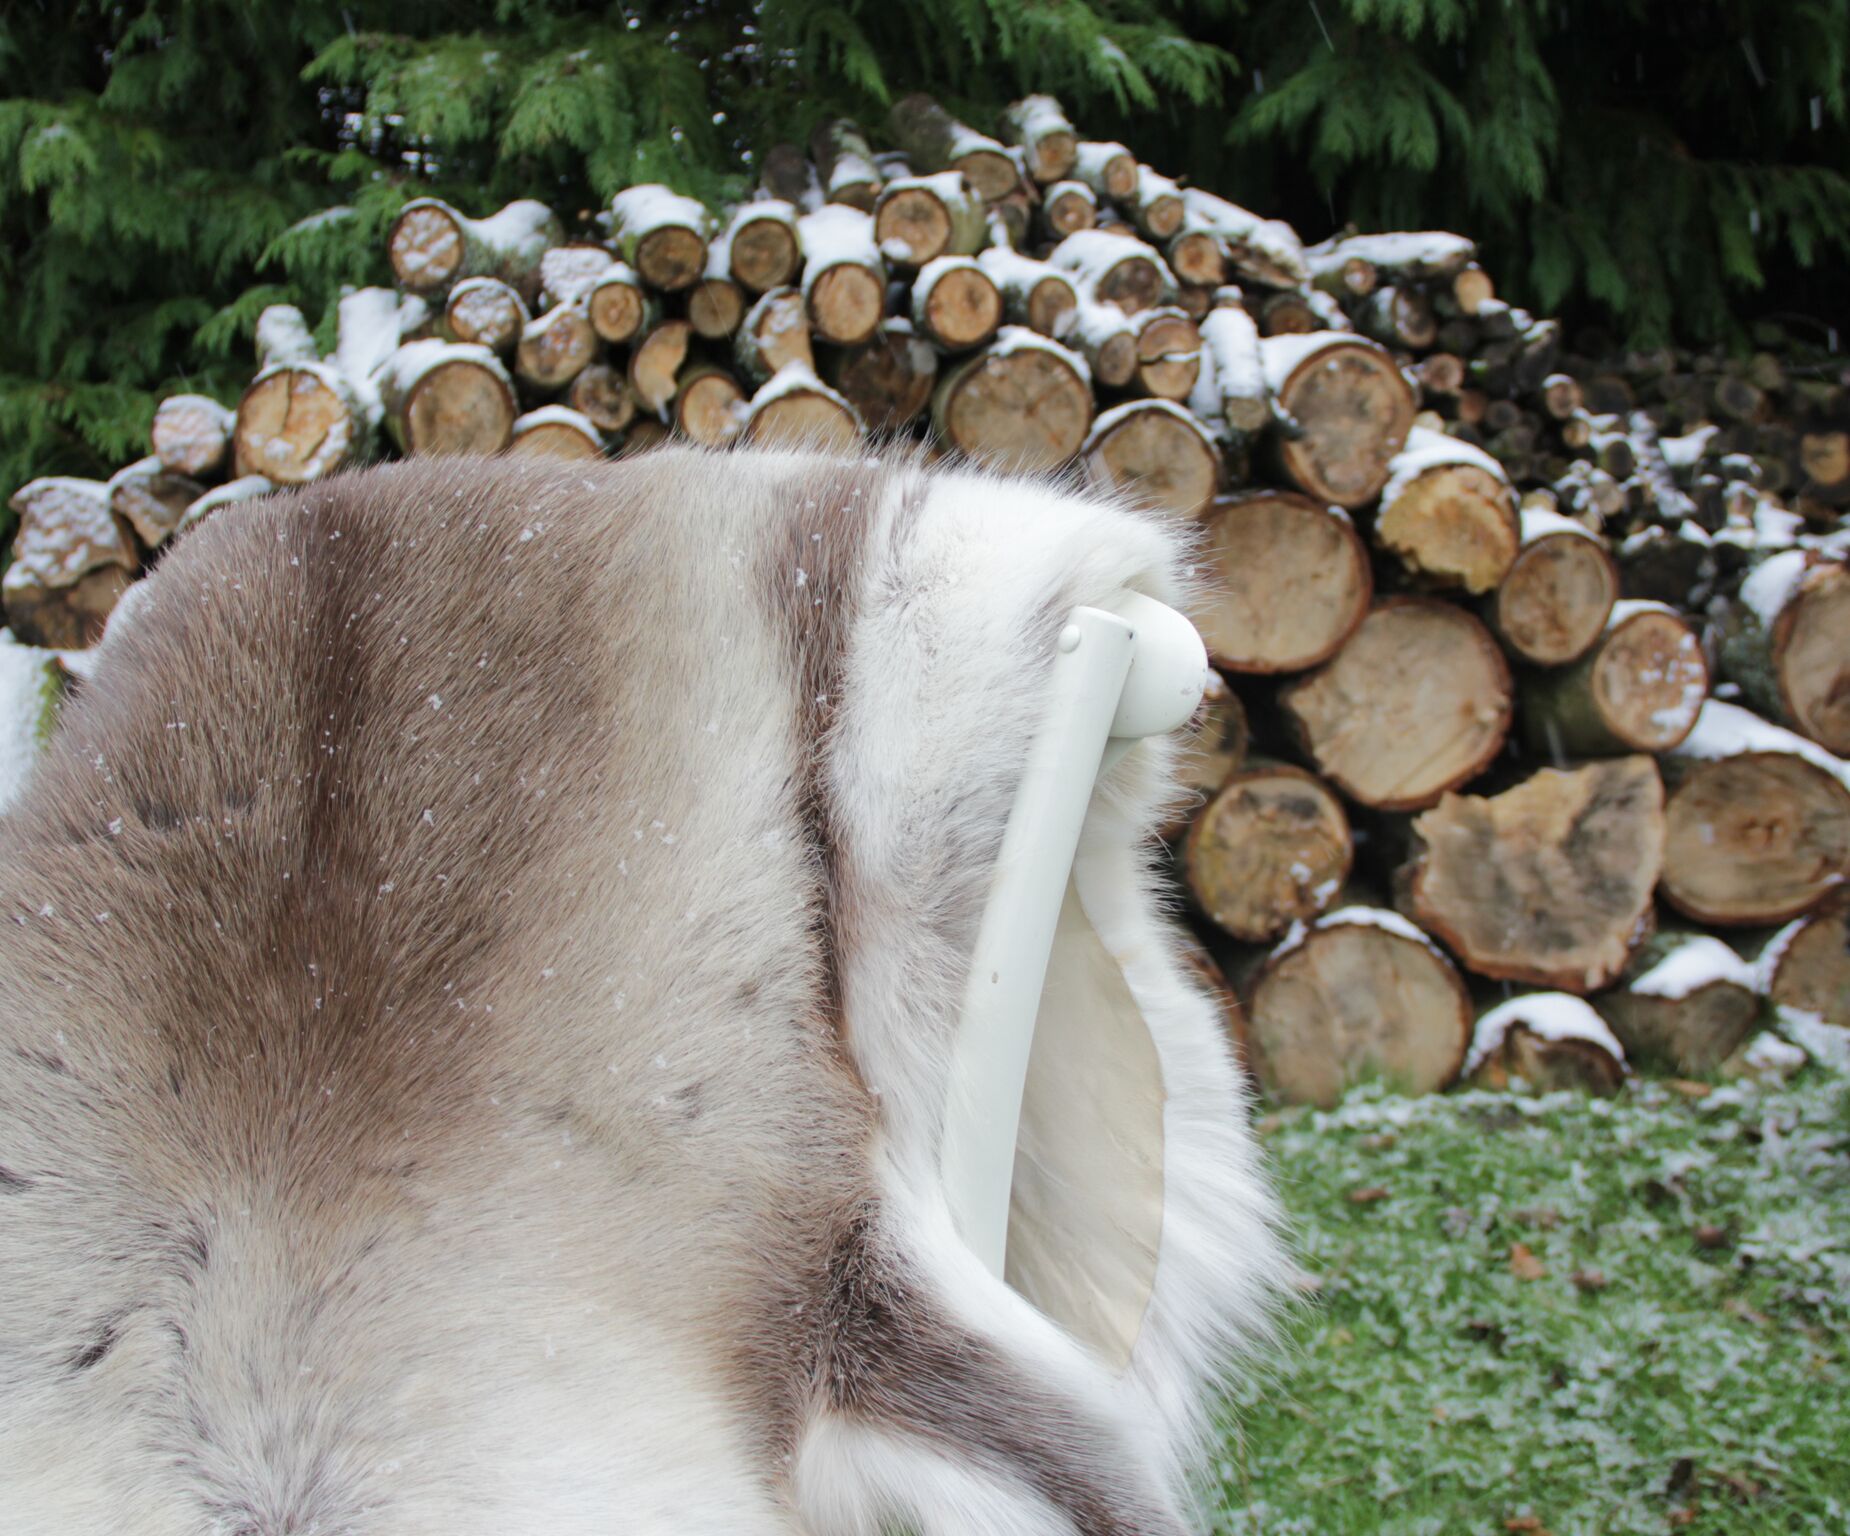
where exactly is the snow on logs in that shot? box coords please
[3,477,138,648]
[387,197,560,299]
[1519,600,1708,757]
[1717,549,1850,756]
[608,186,710,293]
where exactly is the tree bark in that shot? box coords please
[1281,598,1511,810]
[1065,300,1138,389]
[1520,600,1708,756]
[1355,285,1438,352]
[1192,490,1371,672]
[1594,932,1761,1074]
[887,94,1018,202]
[1194,307,1271,438]
[1127,166,1185,242]
[1490,507,1619,666]
[734,287,815,386]
[808,119,883,211]
[1080,400,1221,520]
[1186,762,1353,942]
[931,331,1093,472]
[1262,333,1417,507]
[1402,756,1665,991]
[1072,140,1139,202]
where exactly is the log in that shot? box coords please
[233,304,374,485]
[975,248,1077,338]
[910,256,1003,352]
[537,244,619,308]
[821,320,937,433]
[1165,670,1249,838]
[1192,490,1371,673]
[1256,290,1320,336]
[887,94,1018,202]
[808,119,883,211]
[721,200,802,294]
[1039,179,1097,238]
[1375,426,1520,593]
[1595,933,1761,1074]
[179,474,274,532]
[626,319,695,419]
[1318,231,1475,283]
[1130,307,1201,402]
[1261,333,1417,507]
[1520,600,1708,757]
[1,564,134,650]
[566,363,639,436]
[734,287,815,386]
[387,197,560,299]
[758,142,821,210]
[1165,228,1226,289]
[1759,888,1849,1025]
[672,364,748,446]
[1659,701,1850,926]
[1046,231,1172,316]
[1403,756,1666,991]
[618,419,671,455]
[1127,166,1185,242]
[1281,598,1511,810]
[1490,506,1620,666]
[375,339,517,457]
[872,172,986,268]
[1186,763,1353,942]
[1448,264,1496,316]
[1243,906,1472,1106]
[1355,285,1438,352]
[686,256,748,341]
[797,205,886,346]
[1071,140,1139,202]
[514,299,599,392]
[999,96,1079,185]
[740,364,862,450]
[1181,190,1308,288]
[931,328,1093,472]
[586,263,658,346]
[106,456,201,549]
[1192,307,1270,438]
[150,393,234,478]
[1065,301,1138,389]
[505,405,604,460]
[1081,401,1220,520]
[444,276,530,354]
[1303,238,1378,300]
[609,185,710,292]
[1465,994,1627,1095]
[1718,551,1850,756]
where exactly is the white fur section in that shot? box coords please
[822,464,1287,1524]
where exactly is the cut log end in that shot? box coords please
[233,369,361,486]
[1186,765,1352,943]
[934,341,1093,472]
[1193,492,1372,673]
[1494,531,1619,666]
[688,278,748,339]
[1779,561,1850,756]
[674,367,748,447]
[728,218,801,294]
[824,325,937,433]
[628,321,694,417]
[505,411,603,460]
[2,565,135,651]
[1271,339,1417,507]
[1246,913,1471,1106]
[807,265,885,347]
[1662,753,1850,926]
[150,395,234,478]
[1377,463,1519,594]
[1407,757,1665,993]
[1082,403,1219,521]
[1764,889,1850,1024]
[399,358,517,458]
[744,388,861,452]
[634,227,708,292]
[917,265,1002,352]
[1282,599,1510,810]
[389,202,466,293]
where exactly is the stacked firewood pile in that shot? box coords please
[4,93,1847,1104]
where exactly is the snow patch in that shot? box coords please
[1465,993,1627,1077]
[1630,936,1757,999]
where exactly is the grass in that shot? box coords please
[1213,1071,1850,1535]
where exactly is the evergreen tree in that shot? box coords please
[3,0,1847,504]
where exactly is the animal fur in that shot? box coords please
[0,450,1284,1534]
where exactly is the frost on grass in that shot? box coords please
[1217,1074,1849,1534]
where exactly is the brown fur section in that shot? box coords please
[0,452,1185,1534]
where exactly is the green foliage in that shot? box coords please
[3,0,1847,501]
[1226,1075,1850,1532]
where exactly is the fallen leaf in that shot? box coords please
[1693,1223,1732,1251]
[1504,1517,1551,1534]
[1509,1242,1547,1281]
[1347,1185,1391,1205]
[1570,1268,1608,1292]
[1667,1079,1712,1099]
[1667,1506,1697,1527]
